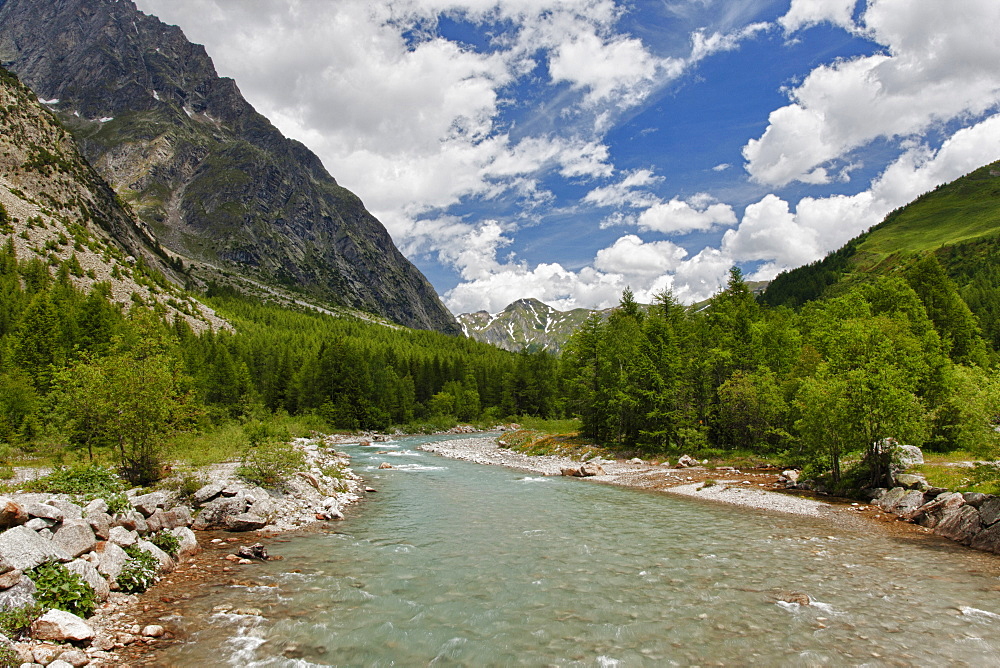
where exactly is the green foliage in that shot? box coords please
[26,463,125,499]
[26,561,98,618]
[0,602,45,640]
[148,530,181,558]
[117,545,159,593]
[236,426,306,488]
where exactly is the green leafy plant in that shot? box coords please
[27,464,126,501]
[236,427,305,488]
[148,530,180,559]
[26,561,97,618]
[105,491,131,515]
[0,602,45,639]
[117,545,159,593]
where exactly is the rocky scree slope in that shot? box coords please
[0,0,461,335]
[0,65,226,331]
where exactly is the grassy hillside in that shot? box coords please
[763,160,1000,308]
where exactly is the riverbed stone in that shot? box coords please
[970,520,1000,554]
[96,541,128,581]
[65,559,109,601]
[0,525,70,570]
[962,492,990,508]
[51,520,97,558]
[194,496,247,530]
[107,526,138,547]
[86,512,112,540]
[934,504,983,545]
[893,490,926,516]
[976,496,1000,527]
[131,492,168,518]
[0,574,35,610]
[136,539,174,573]
[876,487,907,511]
[193,482,224,504]
[31,609,95,643]
[0,497,27,529]
[46,499,82,521]
[23,502,64,523]
[225,513,267,532]
[912,492,965,527]
[57,649,89,667]
[160,506,193,529]
[170,527,199,558]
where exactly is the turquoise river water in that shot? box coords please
[160,434,1000,666]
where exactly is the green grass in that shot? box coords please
[167,413,334,468]
[915,450,1000,495]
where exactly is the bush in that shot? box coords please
[237,440,306,488]
[26,561,97,618]
[148,530,180,558]
[27,464,126,501]
[117,545,159,593]
[0,602,45,639]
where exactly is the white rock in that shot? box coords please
[31,609,95,642]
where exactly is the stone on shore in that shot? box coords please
[0,497,27,529]
[51,520,97,559]
[976,496,1000,527]
[31,609,94,643]
[65,559,110,601]
[934,505,983,545]
[224,513,267,532]
[0,525,70,571]
[0,573,35,609]
[95,542,129,581]
[170,527,200,558]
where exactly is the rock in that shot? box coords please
[320,497,343,520]
[911,492,965,527]
[893,473,929,491]
[225,513,267,532]
[51,520,97,558]
[0,497,27,528]
[107,526,138,547]
[96,542,129,581]
[115,511,148,534]
[296,471,320,489]
[377,462,393,469]
[83,498,108,516]
[628,458,644,465]
[876,487,907,512]
[963,492,990,508]
[144,509,166,533]
[977,496,1000,527]
[970,520,1000,554]
[193,496,247,530]
[141,625,164,638]
[159,506,193,529]
[934,505,983,545]
[135,540,174,573]
[33,644,62,665]
[24,518,53,532]
[45,499,82,521]
[47,660,75,668]
[675,454,698,468]
[895,444,924,468]
[131,492,168,517]
[559,466,582,477]
[236,543,269,561]
[85,512,112,540]
[0,574,35,610]
[781,470,800,484]
[779,592,811,606]
[56,649,89,667]
[23,503,64,522]
[66,559,110,601]
[193,482,224,505]
[892,490,926,516]
[170,527,199,559]
[0,525,71,570]
[579,463,605,477]
[31,609,95,643]
[90,634,115,651]
[0,569,21,590]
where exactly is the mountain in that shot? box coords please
[762,160,1000,309]
[0,0,461,335]
[0,64,226,331]
[458,298,622,354]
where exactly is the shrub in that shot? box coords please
[26,561,97,618]
[237,440,306,488]
[28,464,126,501]
[117,545,159,593]
[0,602,45,639]
[148,530,180,559]
[105,491,131,515]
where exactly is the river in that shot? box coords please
[159,434,1000,666]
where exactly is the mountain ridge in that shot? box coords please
[0,0,461,334]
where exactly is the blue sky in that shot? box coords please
[135,0,1000,313]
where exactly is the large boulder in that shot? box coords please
[46,499,82,521]
[86,512,112,541]
[0,526,70,571]
[135,540,174,573]
[131,492,168,518]
[934,504,983,545]
[971,521,1000,554]
[891,490,926,516]
[0,574,35,610]
[893,474,928,491]
[192,482,224,505]
[224,513,267,532]
[23,503,64,523]
[876,487,907,512]
[193,495,247,530]
[31,609,95,643]
[160,506,193,530]
[976,496,1000,527]
[83,498,108,516]
[51,520,97,559]
[895,444,924,469]
[0,497,27,529]
[65,559,109,601]
[170,527,199,559]
[95,542,129,581]
[114,511,148,534]
[107,526,138,547]
[911,492,965,527]
[963,492,990,508]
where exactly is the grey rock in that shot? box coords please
[876,487,907,511]
[131,492,168,517]
[24,518,54,532]
[86,512,112,540]
[893,473,928,491]
[65,559,109,601]
[144,509,166,533]
[31,609,95,642]
[193,496,247,530]
[170,527,199,559]
[96,542,128,581]
[0,574,35,610]
[224,513,267,532]
[51,519,97,558]
[32,645,61,665]
[934,505,983,545]
[23,503,63,522]
[0,525,71,570]
[0,497,27,528]
[192,482,224,505]
[891,489,926,515]
[45,499,82,521]
[895,444,924,468]
[160,506,193,529]
[912,492,964,527]
[963,492,990,508]
[977,496,1000,526]
[107,526,138,547]
[971,520,1000,554]
[135,539,174,573]
[83,498,108,516]
[56,649,89,667]
[114,511,148,534]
